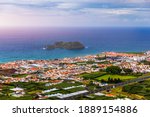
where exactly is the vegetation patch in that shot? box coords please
[12,74,28,78]
[122,80,150,99]
[97,74,137,81]
[80,72,106,80]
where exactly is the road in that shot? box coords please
[62,76,150,100]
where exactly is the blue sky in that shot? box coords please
[0,0,150,27]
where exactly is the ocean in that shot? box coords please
[0,27,150,63]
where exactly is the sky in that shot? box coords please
[0,0,150,27]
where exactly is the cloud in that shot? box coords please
[125,0,150,3]
[56,3,80,9]
[81,8,134,15]
[0,0,149,10]
[0,0,149,27]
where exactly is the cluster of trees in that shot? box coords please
[106,66,133,75]
[86,61,96,64]
[101,77,122,84]
[122,85,144,94]
[7,82,47,91]
[96,56,107,60]
[123,68,133,74]
[81,72,106,80]
[106,66,122,74]
[141,60,150,65]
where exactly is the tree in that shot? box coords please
[108,77,111,82]
[92,65,99,69]
[115,78,122,83]
[101,79,106,83]
[106,66,122,74]
[123,68,133,74]
[141,60,150,65]
[87,81,94,87]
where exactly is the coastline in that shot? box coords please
[0,27,150,63]
[0,51,145,64]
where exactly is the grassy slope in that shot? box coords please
[122,80,150,99]
[97,74,137,81]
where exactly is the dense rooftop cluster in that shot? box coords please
[0,51,150,99]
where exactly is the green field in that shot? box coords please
[80,72,106,80]
[12,74,28,78]
[97,74,137,81]
[122,80,150,99]
[119,52,144,54]
[0,81,83,100]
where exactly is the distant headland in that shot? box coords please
[45,41,85,50]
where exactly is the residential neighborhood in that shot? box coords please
[0,51,150,100]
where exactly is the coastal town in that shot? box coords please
[1,51,150,100]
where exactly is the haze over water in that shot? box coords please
[0,27,150,63]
